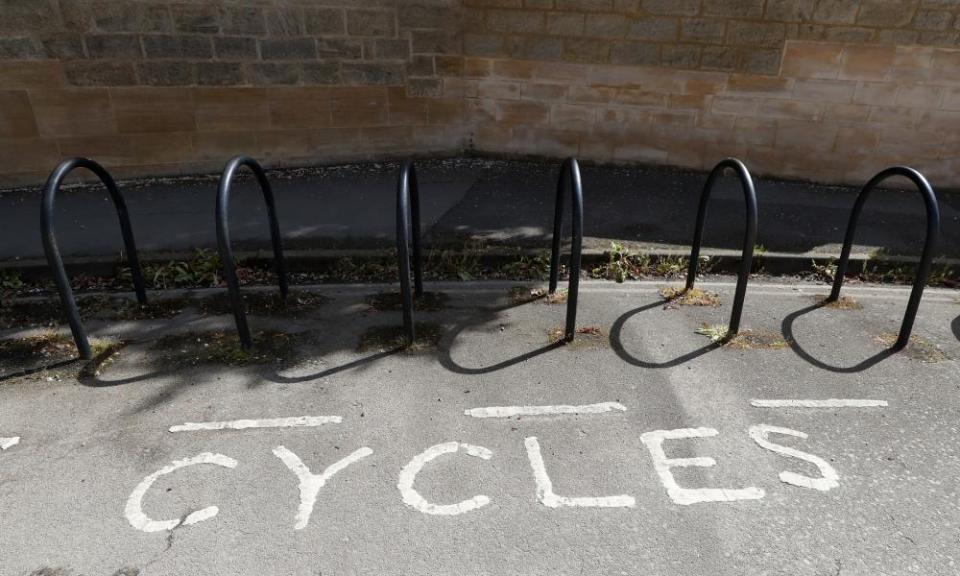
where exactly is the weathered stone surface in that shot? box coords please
[0,0,959,187]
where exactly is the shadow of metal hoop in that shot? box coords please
[828,166,940,351]
[685,158,758,336]
[41,158,147,360]
[548,157,584,342]
[216,156,289,349]
[397,160,424,344]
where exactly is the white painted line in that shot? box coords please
[125,452,238,533]
[640,428,765,506]
[749,425,839,492]
[398,442,493,516]
[274,445,373,530]
[0,437,20,450]
[750,399,888,408]
[169,416,342,433]
[465,402,627,419]
[524,436,635,508]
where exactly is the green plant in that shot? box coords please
[654,255,688,277]
[0,269,24,291]
[695,323,729,343]
[500,251,552,280]
[120,249,223,289]
[591,242,650,282]
[810,259,837,283]
[425,239,486,281]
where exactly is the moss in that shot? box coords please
[0,300,63,329]
[365,291,448,312]
[149,330,298,366]
[509,285,548,305]
[81,295,188,320]
[0,333,79,364]
[0,295,186,329]
[875,333,950,362]
[695,324,788,349]
[814,294,862,310]
[725,329,789,350]
[660,286,721,307]
[0,333,122,380]
[199,290,328,317]
[548,325,607,349]
[544,289,568,304]
[357,323,443,352]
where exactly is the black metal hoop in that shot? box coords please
[685,158,758,336]
[548,157,584,342]
[828,166,940,350]
[41,158,147,359]
[396,160,424,344]
[215,156,289,349]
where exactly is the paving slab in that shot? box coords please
[1,280,959,576]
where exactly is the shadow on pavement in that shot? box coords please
[608,300,722,368]
[781,302,896,373]
[952,314,960,342]
[266,348,400,384]
[0,358,79,382]
[437,295,569,375]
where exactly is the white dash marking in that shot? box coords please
[125,452,238,533]
[749,424,839,492]
[0,437,20,450]
[640,428,765,506]
[750,399,888,408]
[465,402,627,419]
[524,436,635,508]
[169,416,342,433]
[398,442,493,515]
[273,445,373,530]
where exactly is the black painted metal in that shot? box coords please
[215,156,289,349]
[548,157,584,342]
[685,158,758,336]
[41,158,147,360]
[828,166,940,350]
[396,160,424,344]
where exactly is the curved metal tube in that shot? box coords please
[828,166,940,350]
[396,160,424,344]
[216,156,289,349]
[41,158,147,359]
[685,158,758,336]
[548,157,584,342]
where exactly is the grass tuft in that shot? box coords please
[358,323,443,352]
[875,333,950,362]
[660,286,721,307]
[815,294,862,310]
[150,330,297,366]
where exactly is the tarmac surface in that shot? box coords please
[1,279,959,575]
[1,158,958,262]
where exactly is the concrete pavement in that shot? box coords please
[1,279,959,575]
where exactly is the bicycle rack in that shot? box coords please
[685,158,758,337]
[216,156,289,349]
[548,157,584,342]
[828,166,940,350]
[41,158,147,360]
[396,160,424,344]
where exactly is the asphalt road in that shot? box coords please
[1,158,958,261]
[1,280,959,576]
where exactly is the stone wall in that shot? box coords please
[0,0,466,185]
[2,1,960,187]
